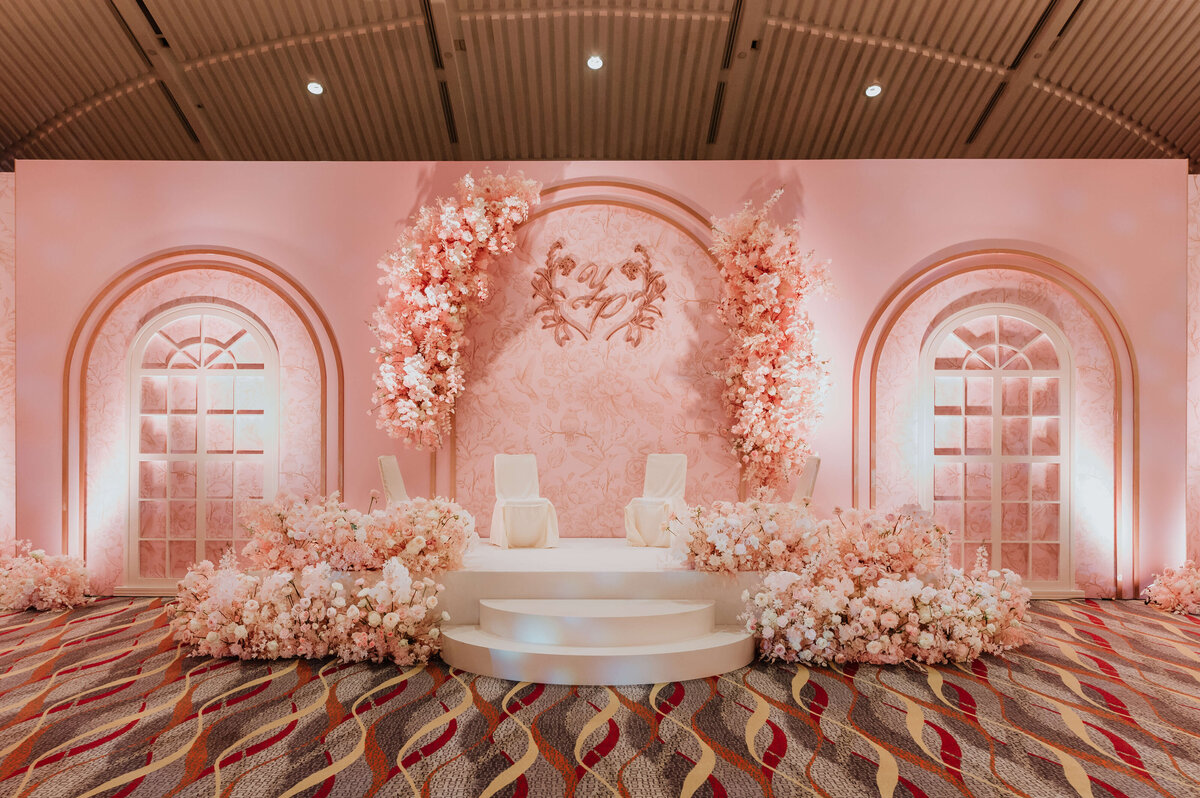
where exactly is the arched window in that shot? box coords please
[128,305,278,587]
[921,305,1073,592]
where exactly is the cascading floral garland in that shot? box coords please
[711,190,831,492]
[370,172,542,449]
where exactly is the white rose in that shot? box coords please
[368,611,382,627]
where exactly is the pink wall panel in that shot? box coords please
[0,174,11,542]
[1188,176,1200,560]
[455,204,739,537]
[12,159,1187,590]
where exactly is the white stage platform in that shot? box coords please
[440,539,758,685]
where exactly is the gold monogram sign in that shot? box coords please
[531,241,667,347]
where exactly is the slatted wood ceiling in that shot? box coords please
[0,0,1195,170]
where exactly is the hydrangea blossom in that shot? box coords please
[0,540,89,610]
[171,552,444,665]
[672,502,1032,665]
[1144,561,1200,614]
[240,492,476,575]
[371,172,542,448]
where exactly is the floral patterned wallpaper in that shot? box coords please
[455,205,740,538]
[0,174,12,542]
[1188,175,1200,559]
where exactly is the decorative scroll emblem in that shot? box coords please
[531,241,667,347]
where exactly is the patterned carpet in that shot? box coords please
[0,599,1198,797]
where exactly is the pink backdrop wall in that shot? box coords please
[0,173,12,542]
[11,158,1187,591]
[1188,176,1200,560]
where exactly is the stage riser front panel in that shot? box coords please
[479,599,715,647]
[440,570,760,626]
[441,626,755,686]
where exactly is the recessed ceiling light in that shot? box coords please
[307,81,324,95]
[587,55,603,70]
[864,83,882,98]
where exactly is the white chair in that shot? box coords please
[790,455,821,503]
[377,455,410,507]
[625,453,688,547]
[490,454,559,548]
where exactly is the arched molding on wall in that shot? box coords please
[63,248,343,591]
[853,249,1138,597]
[441,179,723,500]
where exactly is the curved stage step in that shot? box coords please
[441,623,754,685]
[479,598,715,647]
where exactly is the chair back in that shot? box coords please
[643,453,687,499]
[790,455,821,503]
[378,455,409,505]
[494,453,541,500]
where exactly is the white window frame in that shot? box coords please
[122,303,279,593]
[919,303,1081,598]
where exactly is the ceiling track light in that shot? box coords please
[864,83,882,98]
[587,54,603,70]
[307,80,324,95]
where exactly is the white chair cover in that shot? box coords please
[378,455,410,507]
[490,453,559,548]
[789,455,821,504]
[624,453,688,547]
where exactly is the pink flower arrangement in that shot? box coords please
[711,190,831,492]
[240,492,475,575]
[0,539,90,610]
[667,499,818,573]
[674,502,1032,664]
[1144,561,1200,614]
[171,552,444,665]
[371,171,542,448]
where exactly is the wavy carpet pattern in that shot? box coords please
[1,599,1199,797]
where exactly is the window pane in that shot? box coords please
[1031,503,1060,541]
[934,464,963,501]
[1001,503,1029,541]
[1001,543,1029,574]
[169,461,196,499]
[1001,418,1030,455]
[1001,463,1029,500]
[139,416,167,454]
[1032,544,1060,581]
[139,500,167,538]
[1031,463,1060,501]
[934,417,963,455]
[965,463,992,499]
[1032,417,1060,456]
[140,376,167,412]
[168,376,197,412]
[1032,378,1059,415]
[1002,377,1029,415]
